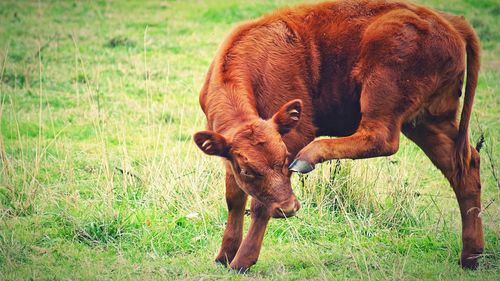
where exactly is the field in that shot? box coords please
[0,0,498,280]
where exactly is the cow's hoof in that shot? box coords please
[460,258,479,270]
[289,159,315,173]
[215,256,230,266]
[230,265,251,273]
[460,253,481,270]
[229,260,255,273]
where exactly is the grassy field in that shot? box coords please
[0,0,498,280]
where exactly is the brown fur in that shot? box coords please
[194,0,483,271]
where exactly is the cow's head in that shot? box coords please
[194,99,302,218]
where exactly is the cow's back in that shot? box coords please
[204,0,468,137]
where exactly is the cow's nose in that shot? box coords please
[272,197,300,218]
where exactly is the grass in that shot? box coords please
[0,0,498,280]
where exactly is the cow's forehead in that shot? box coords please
[231,121,287,163]
[233,121,276,142]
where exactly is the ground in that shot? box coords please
[0,0,498,280]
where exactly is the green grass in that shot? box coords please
[0,0,498,280]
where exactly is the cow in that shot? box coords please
[193,0,483,272]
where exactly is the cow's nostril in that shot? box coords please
[294,200,301,212]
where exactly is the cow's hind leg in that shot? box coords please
[402,117,484,269]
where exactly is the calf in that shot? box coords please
[194,0,483,272]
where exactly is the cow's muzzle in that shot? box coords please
[272,196,301,218]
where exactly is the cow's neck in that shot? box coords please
[207,83,259,136]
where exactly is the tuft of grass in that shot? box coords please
[105,36,136,49]
[1,71,26,88]
[71,212,135,246]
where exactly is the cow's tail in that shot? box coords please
[452,17,480,183]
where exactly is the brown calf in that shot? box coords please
[194,0,483,272]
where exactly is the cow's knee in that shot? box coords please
[455,148,481,199]
[470,146,481,169]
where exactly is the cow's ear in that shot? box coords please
[271,99,303,135]
[193,131,231,158]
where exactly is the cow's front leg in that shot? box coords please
[290,123,400,173]
[230,198,271,272]
[215,172,248,265]
[290,74,418,173]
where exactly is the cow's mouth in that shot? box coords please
[271,198,300,219]
[272,209,297,218]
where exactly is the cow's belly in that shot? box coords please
[312,86,362,137]
[310,56,362,137]
[313,104,361,137]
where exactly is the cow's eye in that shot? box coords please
[240,168,255,178]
